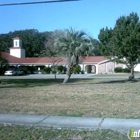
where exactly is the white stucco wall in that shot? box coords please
[95,64,98,74]
[10,48,25,58]
[79,64,84,71]
[134,64,140,72]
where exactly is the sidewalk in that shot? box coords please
[0,114,140,132]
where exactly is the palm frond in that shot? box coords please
[54,28,94,59]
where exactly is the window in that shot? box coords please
[16,41,18,46]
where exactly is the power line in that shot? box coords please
[0,0,80,6]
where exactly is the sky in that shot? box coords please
[0,0,140,39]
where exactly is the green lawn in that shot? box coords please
[0,78,140,118]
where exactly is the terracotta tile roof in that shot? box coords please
[80,56,107,63]
[14,57,66,65]
[1,52,18,59]
[1,52,107,65]
[1,52,66,65]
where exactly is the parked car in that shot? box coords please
[4,68,25,76]
[16,68,25,75]
[19,67,31,74]
[4,68,16,76]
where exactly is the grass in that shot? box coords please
[0,78,140,118]
[0,124,134,140]
[93,72,140,76]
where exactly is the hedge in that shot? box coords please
[42,67,51,74]
[114,67,130,73]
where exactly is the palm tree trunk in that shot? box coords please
[63,67,71,84]
[129,66,135,80]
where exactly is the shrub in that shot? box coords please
[52,70,56,74]
[57,65,67,74]
[42,67,51,74]
[72,65,81,74]
[63,66,67,73]
[114,67,131,73]
[123,68,130,73]
[114,67,123,73]
[57,65,64,73]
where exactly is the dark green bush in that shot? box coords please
[114,67,123,73]
[63,66,67,73]
[57,65,67,74]
[123,68,130,73]
[42,67,51,74]
[57,65,64,73]
[114,67,131,73]
[52,70,56,74]
[72,65,81,74]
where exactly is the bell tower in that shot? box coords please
[13,37,22,48]
[10,37,25,58]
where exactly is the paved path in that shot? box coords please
[1,74,88,79]
[1,74,140,79]
[0,114,140,132]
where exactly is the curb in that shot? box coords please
[0,114,140,132]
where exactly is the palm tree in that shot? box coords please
[54,28,94,84]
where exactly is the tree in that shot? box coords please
[40,30,64,54]
[40,32,63,79]
[0,52,2,84]
[98,12,140,80]
[0,34,11,53]
[91,39,102,56]
[54,28,94,84]
[0,29,46,57]
[11,29,45,57]
[0,52,8,83]
[0,56,8,73]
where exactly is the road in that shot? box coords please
[0,74,140,79]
